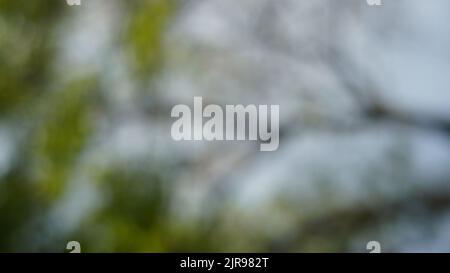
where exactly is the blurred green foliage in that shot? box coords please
[126,0,175,78]
[0,0,184,252]
[0,0,61,115]
[0,0,245,253]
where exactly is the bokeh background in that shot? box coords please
[1,0,450,252]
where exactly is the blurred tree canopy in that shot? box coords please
[0,0,203,252]
[2,0,450,253]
